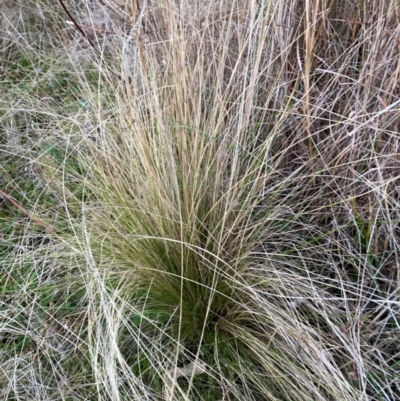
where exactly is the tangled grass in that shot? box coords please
[1,1,399,400]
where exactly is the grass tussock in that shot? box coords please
[1,0,399,400]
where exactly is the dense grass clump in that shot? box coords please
[1,1,399,400]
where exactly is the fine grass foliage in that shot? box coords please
[1,0,399,400]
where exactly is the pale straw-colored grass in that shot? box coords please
[1,1,399,400]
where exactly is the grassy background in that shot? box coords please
[1,0,399,400]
